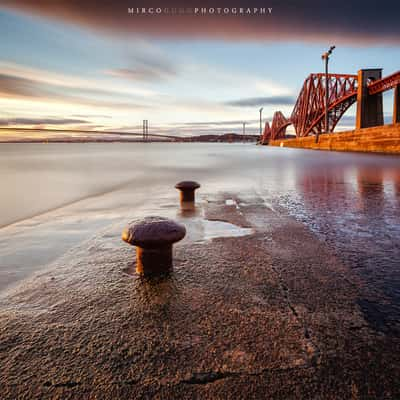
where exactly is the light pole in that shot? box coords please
[319,45,335,143]
[242,121,246,142]
[259,107,263,137]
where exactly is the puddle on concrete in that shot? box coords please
[225,199,239,209]
[160,204,177,209]
[202,219,253,241]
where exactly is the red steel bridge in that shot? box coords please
[261,68,400,144]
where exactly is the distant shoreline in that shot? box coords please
[0,132,259,144]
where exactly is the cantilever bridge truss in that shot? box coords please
[291,73,357,137]
[266,70,400,140]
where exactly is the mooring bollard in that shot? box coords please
[122,216,186,276]
[175,181,200,210]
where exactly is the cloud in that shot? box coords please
[0,65,152,110]
[225,96,295,107]
[337,115,356,124]
[0,73,47,98]
[337,113,393,127]
[149,119,265,136]
[0,61,156,98]
[161,126,259,136]
[106,54,178,82]
[72,114,113,119]
[110,118,263,136]
[176,119,260,126]
[0,117,88,126]
[1,1,399,44]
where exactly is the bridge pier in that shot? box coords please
[356,69,384,129]
[143,119,148,141]
[394,84,400,124]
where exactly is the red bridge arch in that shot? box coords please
[291,73,358,137]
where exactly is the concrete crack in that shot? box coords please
[43,380,80,388]
[182,371,237,384]
[270,262,321,364]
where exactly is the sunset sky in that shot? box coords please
[1,1,399,138]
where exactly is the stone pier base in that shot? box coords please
[269,124,400,154]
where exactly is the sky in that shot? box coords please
[0,0,399,138]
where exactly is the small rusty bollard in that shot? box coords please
[122,216,186,276]
[175,181,200,210]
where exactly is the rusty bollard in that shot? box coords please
[122,216,186,276]
[175,181,200,210]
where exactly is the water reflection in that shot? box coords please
[272,158,400,334]
[357,168,385,214]
[393,171,400,200]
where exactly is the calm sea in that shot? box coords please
[0,143,399,331]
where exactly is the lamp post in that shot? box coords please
[318,45,335,143]
[242,121,246,142]
[259,107,263,137]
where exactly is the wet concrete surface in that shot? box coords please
[268,166,400,337]
[0,192,400,399]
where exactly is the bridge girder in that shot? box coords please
[271,111,291,140]
[261,121,272,144]
[290,73,358,137]
[283,70,400,138]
